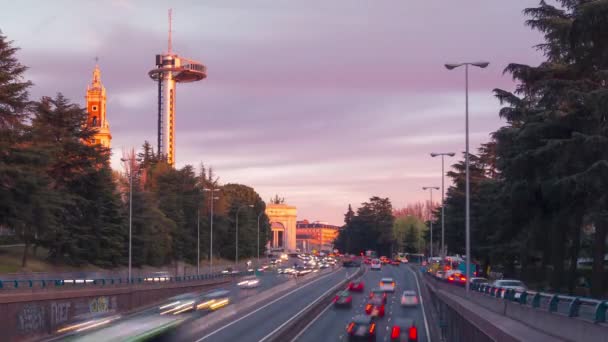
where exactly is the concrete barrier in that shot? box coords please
[0,278,230,342]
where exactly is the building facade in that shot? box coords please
[296,220,340,253]
[85,65,111,148]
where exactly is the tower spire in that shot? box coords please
[168,9,172,54]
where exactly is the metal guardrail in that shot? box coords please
[470,282,608,323]
[423,270,607,324]
[0,271,256,291]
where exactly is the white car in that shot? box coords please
[379,277,396,292]
[237,276,260,289]
[371,259,382,270]
[400,290,419,306]
[492,279,526,292]
[492,279,527,298]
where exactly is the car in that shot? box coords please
[221,267,240,275]
[390,260,400,266]
[365,297,385,318]
[237,275,260,289]
[470,277,489,285]
[295,265,312,276]
[159,289,231,315]
[195,289,231,311]
[363,258,372,265]
[401,258,409,264]
[446,272,467,286]
[492,279,527,297]
[158,292,200,315]
[333,290,353,307]
[434,270,445,280]
[369,288,388,304]
[380,277,396,292]
[400,290,419,307]
[348,281,365,292]
[346,314,377,341]
[371,259,382,270]
[143,271,171,282]
[390,317,418,342]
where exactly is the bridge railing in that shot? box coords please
[470,282,607,323]
[0,271,260,291]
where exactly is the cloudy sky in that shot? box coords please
[2,0,546,224]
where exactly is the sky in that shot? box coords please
[1,0,546,225]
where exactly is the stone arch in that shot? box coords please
[265,204,297,252]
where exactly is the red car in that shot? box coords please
[390,317,418,342]
[447,273,467,286]
[363,258,372,265]
[348,281,365,292]
[333,290,353,308]
[365,297,385,318]
[346,314,377,342]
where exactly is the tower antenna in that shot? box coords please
[168,8,172,54]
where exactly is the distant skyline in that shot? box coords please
[1,0,546,224]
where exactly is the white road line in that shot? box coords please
[259,276,351,342]
[194,270,341,341]
[289,302,333,342]
[407,266,431,341]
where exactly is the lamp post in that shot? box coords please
[257,212,264,266]
[445,61,489,295]
[422,186,439,260]
[430,152,455,258]
[203,188,220,273]
[120,156,134,283]
[235,204,254,269]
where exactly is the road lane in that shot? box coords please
[49,270,290,341]
[175,268,350,342]
[297,263,428,342]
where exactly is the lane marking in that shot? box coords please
[288,301,333,342]
[259,271,358,342]
[194,269,343,341]
[407,266,431,341]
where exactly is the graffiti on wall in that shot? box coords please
[89,296,108,313]
[50,302,71,326]
[18,304,45,333]
[88,296,117,314]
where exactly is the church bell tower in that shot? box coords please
[85,64,112,148]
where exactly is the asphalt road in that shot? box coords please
[173,267,351,342]
[54,267,293,341]
[296,264,429,342]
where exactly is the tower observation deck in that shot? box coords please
[148,10,206,166]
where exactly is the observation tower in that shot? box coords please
[148,9,206,166]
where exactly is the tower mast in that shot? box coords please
[168,9,172,54]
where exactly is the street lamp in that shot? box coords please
[257,211,264,266]
[445,61,489,295]
[235,204,254,269]
[120,156,134,283]
[422,186,439,260]
[203,188,220,273]
[430,152,455,258]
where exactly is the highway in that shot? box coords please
[171,267,351,342]
[296,264,429,342]
[50,268,293,341]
